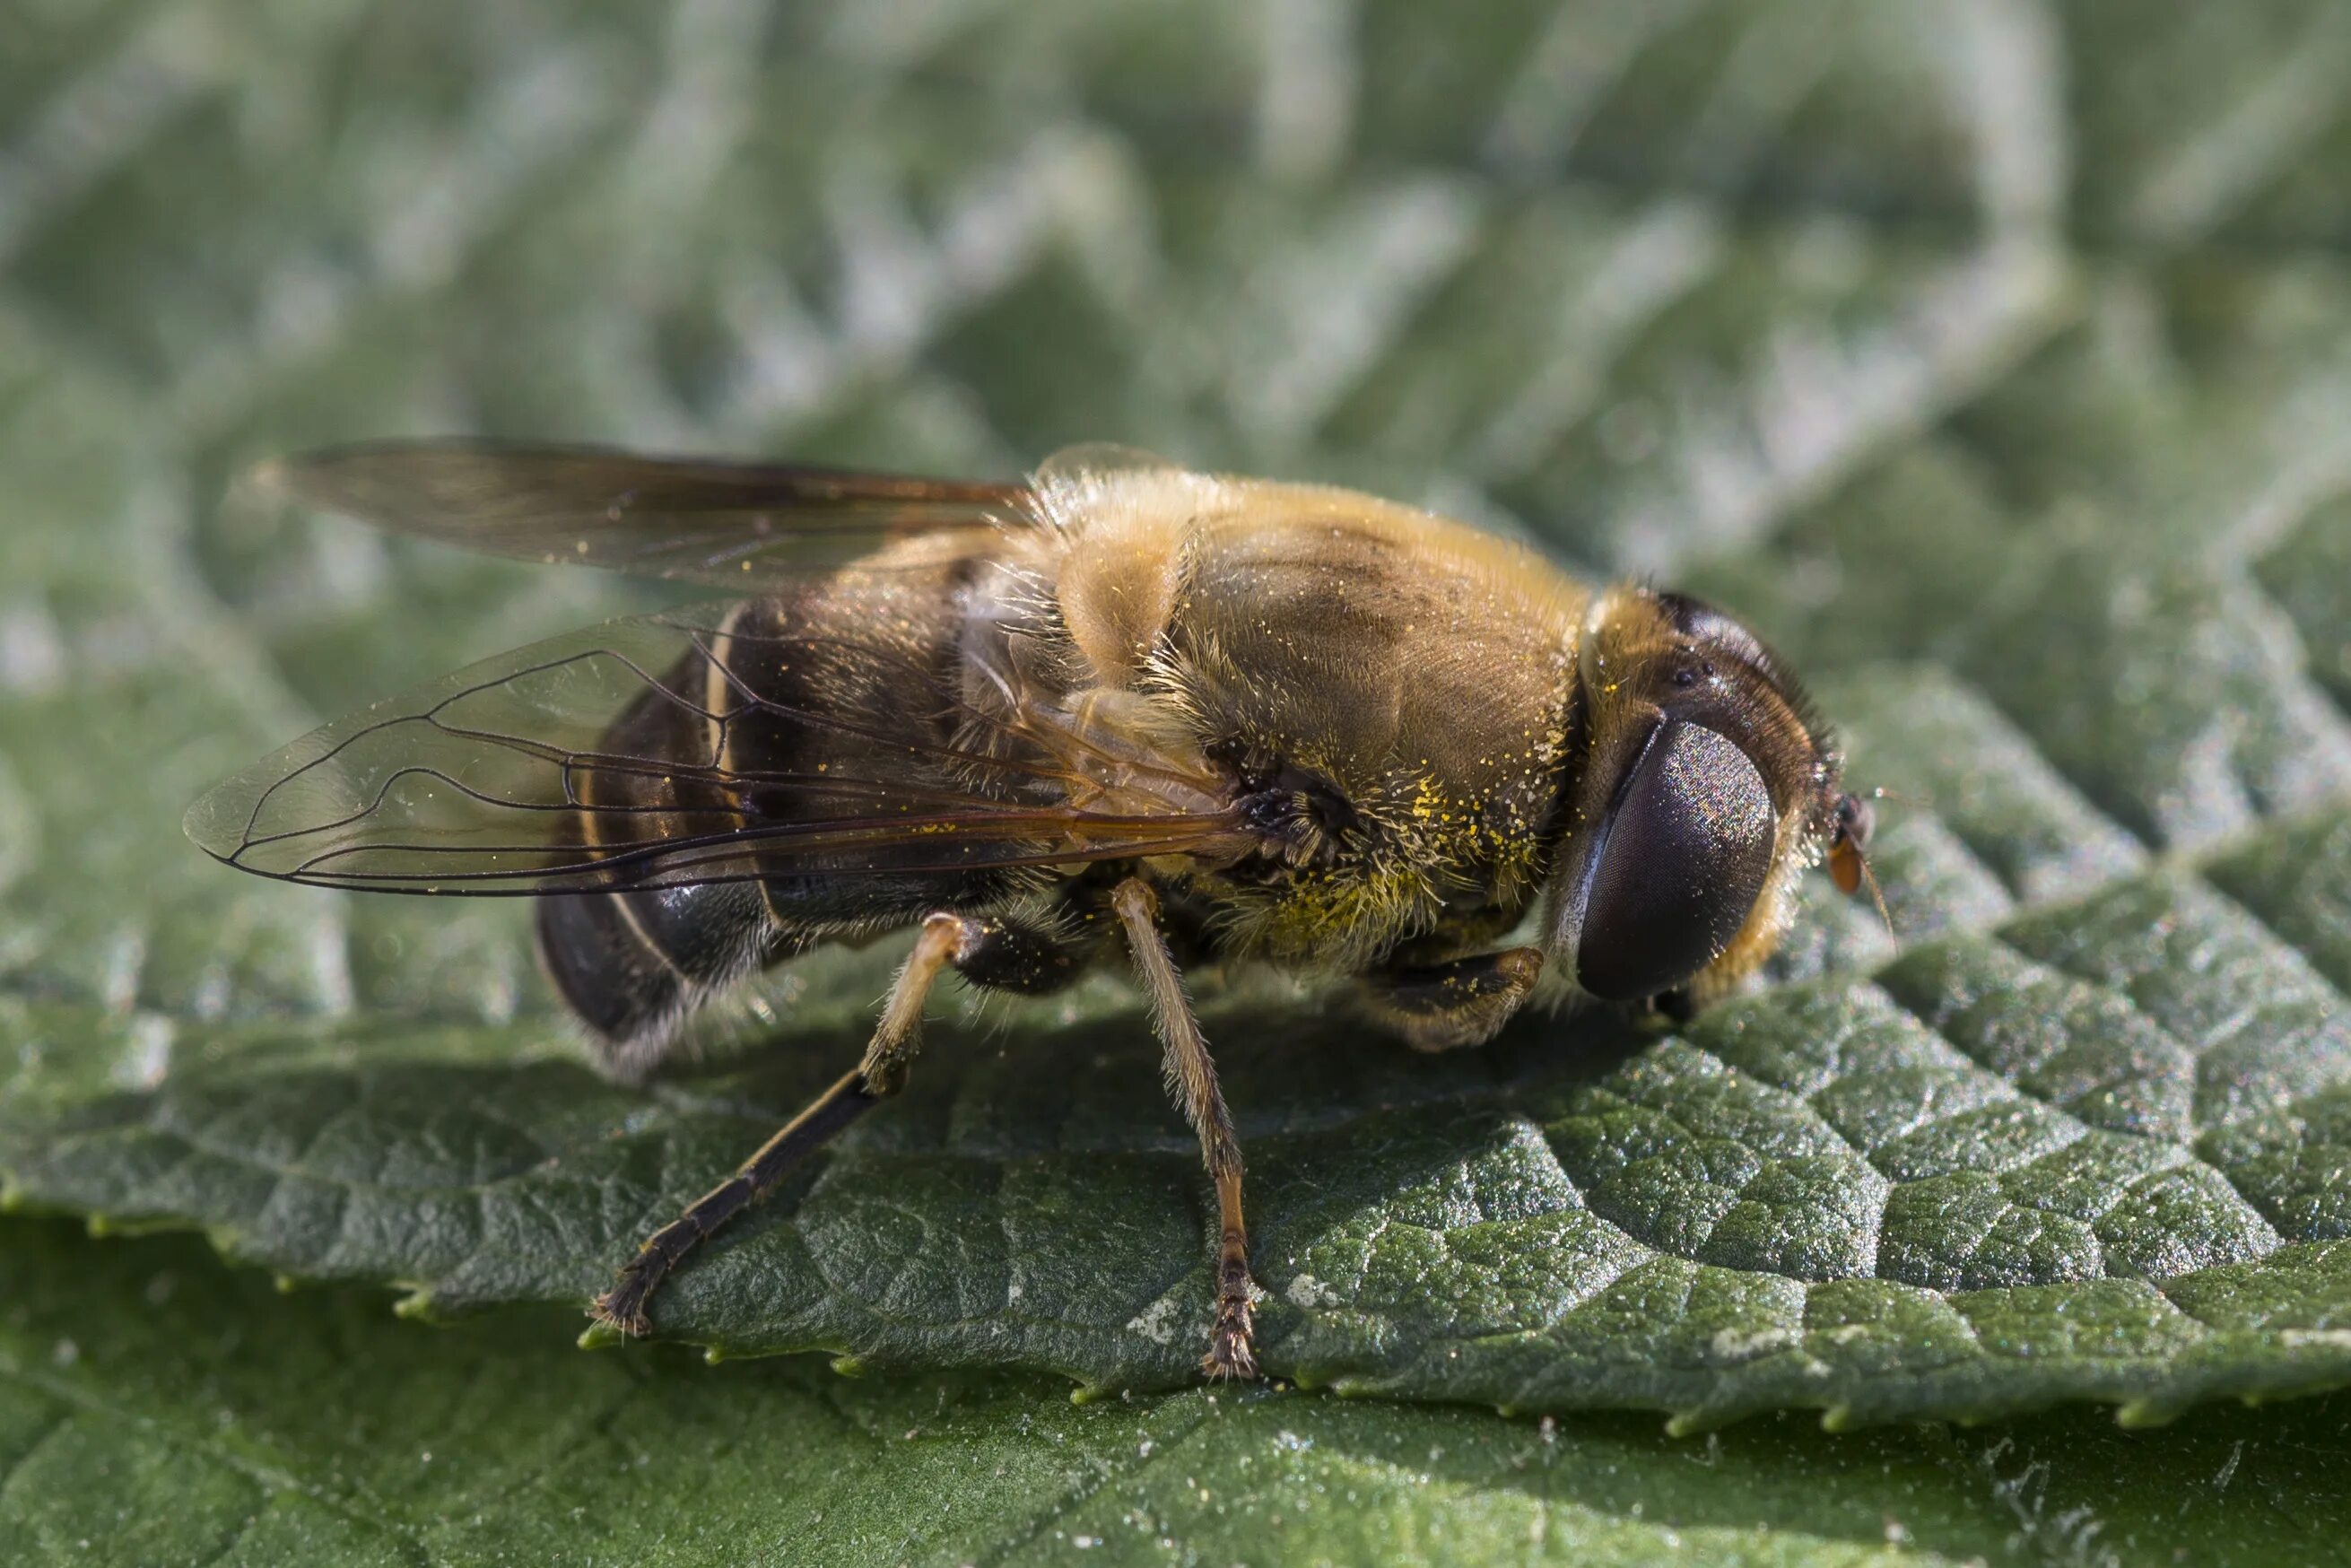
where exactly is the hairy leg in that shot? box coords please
[588,910,1082,1337]
[588,1066,877,1336]
[1110,877,1258,1380]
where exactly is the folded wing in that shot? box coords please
[184,606,1246,895]
[248,440,1033,586]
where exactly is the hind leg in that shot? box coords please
[855,913,1084,1093]
[589,910,1087,1337]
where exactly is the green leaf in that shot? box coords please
[13,1215,2351,1567]
[10,824,2351,1428]
[9,0,2351,1540]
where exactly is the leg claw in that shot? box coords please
[1201,1331,1258,1381]
[1201,1285,1259,1381]
[588,1268,655,1338]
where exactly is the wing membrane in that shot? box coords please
[248,440,1032,586]
[184,607,1246,895]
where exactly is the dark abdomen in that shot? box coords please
[536,571,1027,1058]
[536,882,781,1050]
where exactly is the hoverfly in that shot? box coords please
[187,441,1876,1379]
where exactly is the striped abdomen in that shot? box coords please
[535,572,1023,1065]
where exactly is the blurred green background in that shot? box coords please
[9,2,2351,1564]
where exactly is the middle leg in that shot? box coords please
[1110,876,1259,1380]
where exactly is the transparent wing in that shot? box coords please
[184,606,1248,895]
[246,440,1033,587]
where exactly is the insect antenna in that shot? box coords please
[1826,788,1895,942]
[1856,847,1894,942]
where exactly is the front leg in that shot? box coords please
[1357,946,1543,1052]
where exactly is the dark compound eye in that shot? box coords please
[1574,721,1777,1002]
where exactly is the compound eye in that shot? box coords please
[1575,722,1777,1002]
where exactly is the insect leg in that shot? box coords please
[590,910,990,1337]
[1356,946,1544,1052]
[589,1065,878,1336]
[1110,877,1258,1381]
[855,910,989,1095]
